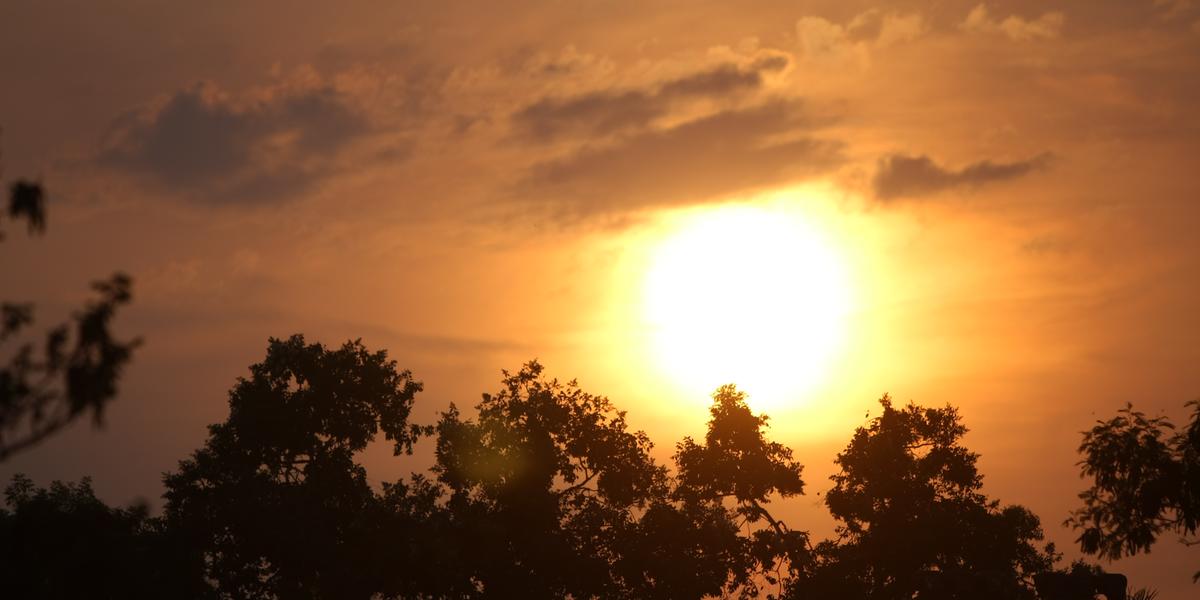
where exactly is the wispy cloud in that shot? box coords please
[519,100,843,217]
[962,4,1065,41]
[512,56,788,142]
[873,152,1052,200]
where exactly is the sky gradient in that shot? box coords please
[3,1,1199,595]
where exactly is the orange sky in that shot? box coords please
[3,1,1199,595]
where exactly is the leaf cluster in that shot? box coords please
[0,178,139,461]
[1067,401,1200,581]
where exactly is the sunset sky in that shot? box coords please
[3,0,1199,595]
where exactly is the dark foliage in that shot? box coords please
[163,335,428,599]
[10,331,1175,598]
[669,384,809,598]
[1067,401,1200,582]
[432,361,667,598]
[788,395,1057,600]
[431,368,808,599]
[0,474,206,599]
[160,346,812,599]
[0,179,138,461]
[1033,562,1127,600]
[5,180,46,236]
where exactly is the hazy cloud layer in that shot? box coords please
[513,56,788,141]
[961,4,1065,41]
[520,100,843,215]
[873,152,1052,200]
[99,81,370,203]
[795,10,925,68]
[1152,0,1195,20]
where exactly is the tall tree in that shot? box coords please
[432,361,666,598]
[0,177,138,461]
[789,395,1056,600]
[667,384,809,599]
[163,335,428,599]
[1067,401,1200,582]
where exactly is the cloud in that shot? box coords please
[873,153,1052,200]
[795,10,926,67]
[518,101,843,216]
[796,16,863,63]
[523,45,614,78]
[1153,0,1194,20]
[1021,234,1074,256]
[99,80,371,203]
[512,56,788,141]
[962,4,1065,41]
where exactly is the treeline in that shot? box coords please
[4,179,1197,599]
[3,335,1193,599]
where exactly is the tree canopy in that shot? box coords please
[0,474,205,599]
[163,334,426,599]
[789,396,1057,600]
[162,344,814,599]
[671,384,809,598]
[7,335,1174,598]
[1068,401,1200,582]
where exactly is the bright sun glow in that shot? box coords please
[643,204,854,412]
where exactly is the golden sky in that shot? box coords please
[3,0,1199,595]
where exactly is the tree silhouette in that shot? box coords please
[14,327,1144,598]
[163,351,813,599]
[1,178,138,461]
[1067,401,1200,582]
[163,335,428,599]
[1128,586,1160,600]
[788,395,1057,600]
[1032,561,1127,600]
[668,384,809,598]
[434,372,806,599]
[432,360,667,598]
[0,474,206,599]
[613,490,751,598]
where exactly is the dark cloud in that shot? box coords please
[514,89,662,141]
[99,82,370,203]
[873,152,1052,200]
[513,56,788,141]
[518,100,842,216]
[657,62,768,97]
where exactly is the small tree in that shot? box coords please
[1067,401,1200,582]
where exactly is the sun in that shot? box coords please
[642,204,854,412]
